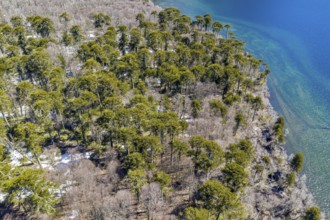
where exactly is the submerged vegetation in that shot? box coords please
[0,1,320,219]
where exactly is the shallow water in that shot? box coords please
[156,0,330,217]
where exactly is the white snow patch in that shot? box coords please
[69,210,79,219]
[0,193,8,202]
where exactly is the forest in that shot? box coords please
[0,2,320,220]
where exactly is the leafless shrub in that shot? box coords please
[0,0,161,32]
[111,189,135,218]
[139,182,165,219]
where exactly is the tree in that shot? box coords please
[303,207,321,220]
[158,63,180,91]
[147,30,162,51]
[209,99,227,119]
[124,152,146,170]
[195,15,204,31]
[137,48,151,70]
[0,90,13,126]
[16,81,34,116]
[189,136,224,176]
[224,24,232,39]
[132,135,163,163]
[287,172,296,187]
[92,13,111,28]
[212,21,223,35]
[197,180,245,220]
[136,13,145,27]
[1,168,59,215]
[203,14,212,31]
[171,138,189,161]
[69,25,83,43]
[291,152,304,173]
[118,25,129,54]
[153,171,172,193]
[226,139,254,167]
[127,168,147,200]
[191,99,202,118]
[161,31,172,51]
[13,122,45,167]
[27,16,54,37]
[139,183,164,220]
[233,112,247,135]
[129,28,142,52]
[25,51,52,84]
[251,96,263,121]
[274,116,285,144]
[222,162,248,192]
[184,207,215,220]
[59,12,71,27]
[180,67,195,95]
[10,16,24,27]
[151,10,158,21]
[61,31,73,46]
[205,63,224,85]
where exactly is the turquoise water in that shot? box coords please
[156,0,330,217]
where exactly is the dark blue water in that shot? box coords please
[156,0,330,217]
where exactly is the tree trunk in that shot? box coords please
[216,210,221,220]
[1,112,10,126]
[236,80,241,94]
[109,131,114,148]
[170,143,173,166]
[34,153,43,169]
[252,109,257,122]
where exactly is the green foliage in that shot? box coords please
[1,168,60,215]
[254,164,263,174]
[191,99,202,118]
[197,180,245,219]
[183,207,215,220]
[274,116,285,144]
[13,122,45,157]
[234,112,247,135]
[303,207,321,220]
[189,136,224,175]
[59,12,71,23]
[92,13,111,28]
[27,16,54,37]
[128,168,147,196]
[132,135,163,162]
[129,28,142,52]
[69,25,84,43]
[171,138,189,159]
[154,171,172,188]
[222,162,248,192]
[124,152,146,170]
[10,16,24,27]
[251,96,263,121]
[291,152,304,173]
[118,25,129,54]
[287,172,296,187]
[209,99,227,118]
[62,31,73,46]
[262,156,270,165]
[25,51,52,83]
[226,139,254,167]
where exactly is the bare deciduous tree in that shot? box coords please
[140,182,165,220]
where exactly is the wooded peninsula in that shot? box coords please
[0,0,321,219]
